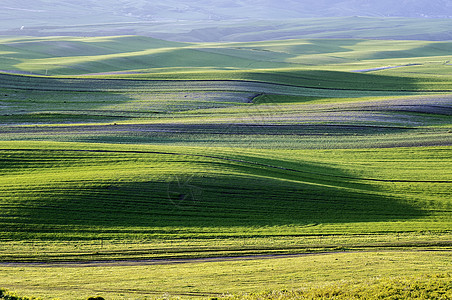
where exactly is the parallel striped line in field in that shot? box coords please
[1,148,450,184]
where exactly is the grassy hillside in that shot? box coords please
[1,255,451,299]
[1,141,450,240]
[0,36,451,298]
[2,36,452,78]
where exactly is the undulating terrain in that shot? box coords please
[2,0,452,41]
[0,34,451,299]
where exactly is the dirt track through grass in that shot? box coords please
[2,249,449,268]
[0,252,340,268]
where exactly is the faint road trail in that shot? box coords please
[352,64,422,72]
[1,249,450,268]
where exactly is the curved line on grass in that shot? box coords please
[1,248,451,267]
[1,72,451,93]
[0,148,451,184]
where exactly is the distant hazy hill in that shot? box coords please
[2,0,452,26]
[2,0,452,41]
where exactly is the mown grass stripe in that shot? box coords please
[1,148,450,183]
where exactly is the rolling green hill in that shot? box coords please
[2,35,452,77]
[0,36,450,247]
[0,35,451,299]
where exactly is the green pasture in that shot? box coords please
[1,71,450,151]
[0,252,450,299]
[0,35,451,299]
[0,141,450,259]
[1,36,452,82]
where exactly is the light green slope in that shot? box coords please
[2,36,452,77]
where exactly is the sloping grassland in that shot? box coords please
[0,36,451,299]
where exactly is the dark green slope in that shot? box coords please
[0,147,427,240]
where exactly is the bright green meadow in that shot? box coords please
[0,35,451,299]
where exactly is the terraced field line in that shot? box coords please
[2,72,452,92]
[1,148,451,184]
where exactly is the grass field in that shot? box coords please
[1,252,451,299]
[2,35,452,77]
[0,35,451,299]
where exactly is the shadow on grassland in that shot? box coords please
[5,161,425,230]
[0,67,431,93]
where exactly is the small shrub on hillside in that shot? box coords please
[0,289,37,300]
